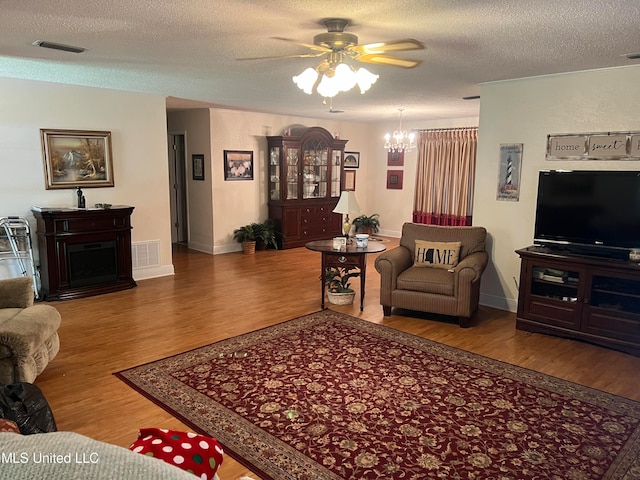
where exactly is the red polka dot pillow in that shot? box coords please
[129,428,223,479]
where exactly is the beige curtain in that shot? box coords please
[413,128,477,226]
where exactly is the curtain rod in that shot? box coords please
[415,126,478,132]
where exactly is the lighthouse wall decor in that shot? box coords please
[497,143,523,201]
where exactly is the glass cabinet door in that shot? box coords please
[590,274,640,315]
[331,150,342,197]
[530,265,580,303]
[302,137,328,199]
[269,146,280,200]
[285,147,298,200]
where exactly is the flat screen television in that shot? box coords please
[534,170,640,258]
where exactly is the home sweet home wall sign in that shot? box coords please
[546,131,640,160]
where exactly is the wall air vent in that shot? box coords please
[32,40,86,54]
[131,241,161,269]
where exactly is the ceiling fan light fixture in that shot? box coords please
[294,62,378,98]
[334,63,357,90]
[355,67,378,94]
[292,67,319,94]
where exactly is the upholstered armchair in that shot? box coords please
[374,223,488,327]
[0,277,61,383]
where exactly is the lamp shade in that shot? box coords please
[333,191,361,214]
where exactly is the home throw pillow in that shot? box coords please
[414,240,461,269]
[129,428,223,479]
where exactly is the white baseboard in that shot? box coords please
[187,240,214,254]
[480,292,518,313]
[187,241,242,255]
[213,243,242,255]
[378,228,401,238]
[133,264,174,281]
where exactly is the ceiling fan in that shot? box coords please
[239,19,424,98]
[239,18,424,69]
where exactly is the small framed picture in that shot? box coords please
[343,170,356,191]
[386,170,404,189]
[497,144,523,201]
[344,151,360,169]
[40,129,114,189]
[387,150,404,166]
[192,154,205,181]
[224,150,253,181]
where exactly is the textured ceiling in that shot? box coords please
[1,1,639,123]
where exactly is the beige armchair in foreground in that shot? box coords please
[0,277,60,383]
[375,223,488,327]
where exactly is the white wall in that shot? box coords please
[475,65,640,311]
[209,108,374,252]
[0,77,174,280]
[167,108,371,254]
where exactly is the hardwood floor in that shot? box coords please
[35,239,640,479]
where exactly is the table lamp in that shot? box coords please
[333,191,361,237]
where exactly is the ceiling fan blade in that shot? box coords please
[271,37,332,53]
[354,53,422,68]
[237,52,326,61]
[350,39,424,54]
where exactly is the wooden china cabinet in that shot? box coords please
[267,126,348,249]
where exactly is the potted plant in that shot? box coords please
[253,219,279,250]
[233,224,257,254]
[352,213,380,235]
[325,266,359,305]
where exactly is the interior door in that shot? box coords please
[167,134,187,243]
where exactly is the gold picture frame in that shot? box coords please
[41,129,114,189]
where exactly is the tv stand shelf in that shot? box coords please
[516,246,640,357]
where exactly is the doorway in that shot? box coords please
[168,134,188,244]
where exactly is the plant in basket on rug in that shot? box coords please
[325,266,358,305]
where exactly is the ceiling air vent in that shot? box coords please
[32,40,86,54]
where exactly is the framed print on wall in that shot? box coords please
[343,170,356,191]
[192,154,205,180]
[386,170,404,189]
[344,151,360,168]
[40,129,114,189]
[496,143,523,201]
[387,150,404,166]
[224,150,253,180]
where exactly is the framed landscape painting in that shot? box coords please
[344,151,360,168]
[40,129,114,189]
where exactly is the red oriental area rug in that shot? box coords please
[115,310,640,480]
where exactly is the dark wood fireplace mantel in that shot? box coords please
[32,206,136,300]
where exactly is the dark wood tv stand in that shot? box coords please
[515,246,640,357]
